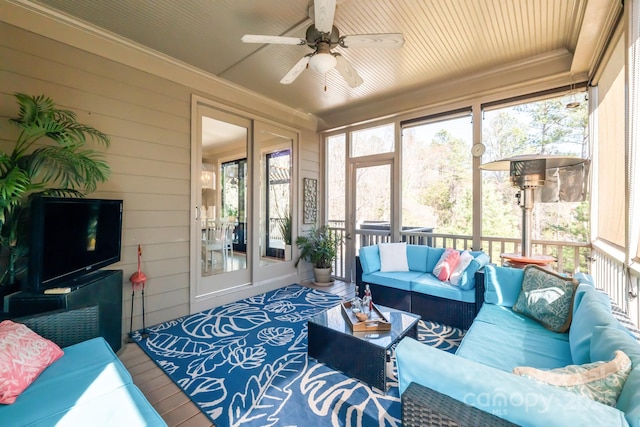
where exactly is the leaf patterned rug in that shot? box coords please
[131,284,464,427]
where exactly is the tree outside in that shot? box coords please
[325,91,589,272]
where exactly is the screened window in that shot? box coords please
[401,114,473,234]
[481,92,589,250]
[351,124,394,157]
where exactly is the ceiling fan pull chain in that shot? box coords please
[324,73,328,92]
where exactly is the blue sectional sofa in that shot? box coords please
[396,265,640,427]
[357,244,491,329]
[0,306,166,427]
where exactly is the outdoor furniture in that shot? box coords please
[0,306,166,426]
[307,303,420,392]
[396,265,640,426]
[356,244,490,329]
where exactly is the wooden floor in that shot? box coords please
[118,280,354,427]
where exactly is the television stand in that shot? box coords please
[3,270,123,352]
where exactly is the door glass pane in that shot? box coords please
[355,164,391,250]
[263,149,291,263]
[201,117,248,276]
[327,134,345,228]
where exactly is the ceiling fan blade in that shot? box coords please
[314,0,336,34]
[280,56,311,84]
[334,55,363,88]
[341,33,405,49]
[241,34,306,45]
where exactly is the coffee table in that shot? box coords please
[307,303,421,392]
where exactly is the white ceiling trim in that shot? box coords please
[319,49,585,131]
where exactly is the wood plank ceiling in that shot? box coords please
[29,0,619,128]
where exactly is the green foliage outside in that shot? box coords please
[333,92,590,273]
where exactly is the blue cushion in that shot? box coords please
[483,264,524,307]
[362,271,423,291]
[410,273,475,303]
[406,245,429,272]
[573,283,611,318]
[590,325,640,427]
[458,252,491,291]
[22,384,167,426]
[0,338,166,426]
[570,286,627,364]
[425,247,445,272]
[474,304,569,342]
[574,272,595,287]
[359,245,381,274]
[457,315,573,371]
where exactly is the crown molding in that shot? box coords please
[318,49,577,131]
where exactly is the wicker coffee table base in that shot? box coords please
[308,306,418,392]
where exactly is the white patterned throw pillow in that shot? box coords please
[513,350,632,407]
[449,250,474,286]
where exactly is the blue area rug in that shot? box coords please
[132,285,464,427]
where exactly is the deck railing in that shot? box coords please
[341,227,590,274]
[591,244,640,329]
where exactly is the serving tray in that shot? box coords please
[341,301,391,332]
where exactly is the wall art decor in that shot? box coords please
[303,178,317,224]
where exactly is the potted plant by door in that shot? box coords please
[294,225,342,284]
[0,93,111,296]
[278,213,292,261]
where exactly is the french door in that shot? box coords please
[346,159,393,281]
[192,103,251,300]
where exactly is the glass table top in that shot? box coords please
[308,303,421,350]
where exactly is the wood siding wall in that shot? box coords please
[0,19,319,340]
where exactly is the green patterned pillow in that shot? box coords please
[512,264,578,332]
[513,350,632,407]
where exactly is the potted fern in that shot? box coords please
[294,225,342,284]
[0,93,111,294]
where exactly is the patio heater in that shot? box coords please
[479,154,586,264]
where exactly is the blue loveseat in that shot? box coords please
[396,264,640,427]
[357,244,491,329]
[0,306,166,427]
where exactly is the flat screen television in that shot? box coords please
[27,196,123,292]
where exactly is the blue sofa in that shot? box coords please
[357,244,491,329]
[0,306,166,427]
[396,265,640,427]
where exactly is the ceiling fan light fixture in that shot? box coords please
[309,53,337,74]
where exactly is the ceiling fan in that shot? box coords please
[241,0,404,88]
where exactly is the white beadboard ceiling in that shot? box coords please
[30,0,620,128]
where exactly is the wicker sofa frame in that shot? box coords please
[355,256,486,330]
[401,382,518,427]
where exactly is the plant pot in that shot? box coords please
[313,267,333,285]
[284,244,292,261]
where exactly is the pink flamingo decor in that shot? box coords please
[129,244,149,339]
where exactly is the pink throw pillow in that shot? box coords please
[433,248,461,281]
[0,320,64,404]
